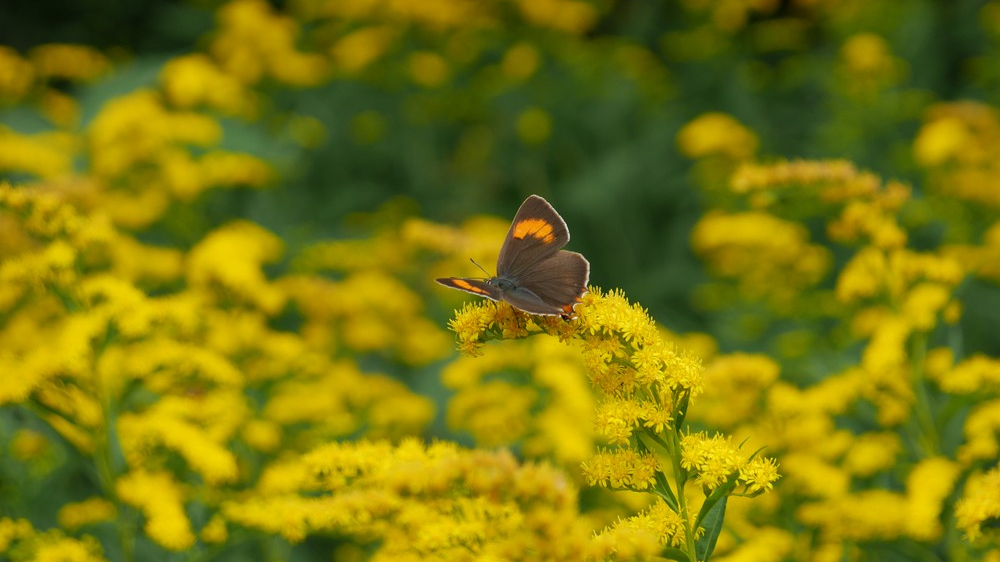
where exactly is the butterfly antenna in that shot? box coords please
[469,258,491,278]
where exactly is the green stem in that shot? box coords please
[909,333,939,457]
[92,356,136,562]
[667,429,699,562]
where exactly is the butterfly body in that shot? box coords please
[436,195,590,318]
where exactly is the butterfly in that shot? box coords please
[436,194,590,318]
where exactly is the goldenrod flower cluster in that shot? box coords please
[445,288,780,560]
[681,121,1000,559]
[219,438,647,561]
[0,184,438,557]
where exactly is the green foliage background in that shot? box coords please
[9,0,996,337]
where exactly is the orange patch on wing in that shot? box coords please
[512,219,556,243]
[453,279,489,294]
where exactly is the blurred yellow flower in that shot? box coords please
[57,498,116,531]
[116,470,196,551]
[516,106,553,145]
[0,518,108,562]
[9,429,50,461]
[837,32,906,98]
[692,211,830,302]
[514,0,599,34]
[842,432,900,477]
[200,515,229,544]
[914,117,969,166]
[28,44,110,82]
[186,220,286,314]
[797,490,908,541]
[0,46,35,100]
[840,33,894,74]
[87,90,222,181]
[0,128,76,179]
[501,42,541,81]
[212,0,329,85]
[408,51,450,88]
[955,465,1000,540]
[696,353,779,428]
[160,54,257,116]
[331,26,396,73]
[677,112,758,160]
[905,457,961,540]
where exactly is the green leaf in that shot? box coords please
[661,547,690,562]
[636,434,678,509]
[694,472,739,528]
[674,391,690,427]
[654,469,678,510]
[695,495,727,562]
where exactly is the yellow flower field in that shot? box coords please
[2,1,999,561]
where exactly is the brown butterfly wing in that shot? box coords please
[507,250,590,315]
[496,195,570,279]
[435,277,503,302]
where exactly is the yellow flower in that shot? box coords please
[959,398,1000,464]
[0,128,76,179]
[116,470,195,551]
[27,536,108,562]
[836,33,905,98]
[711,525,795,562]
[0,46,35,100]
[262,360,434,442]
[242,418,283,452]
[677,112,758,160]
[447,380,536,446]
[581,448,659,491]
[408,51,450,88]
[225,440,594,559]
[442,337,594,464]
[797,489,909,541]
[842,432,900,477]
[915,101,1000,209]
[955,465,1000,540]
[200,515,228,544]
[692,211,830,302]
[501,42,540,81]
[599,498,690,548]
[839,33,894,74]
[87,90,221,179]
[904,457,961,540]
[118,405,241,485]
[28,44,110,82]
[914,117,969,166]
[186,220,285,314]
[160,54,256,115]
[212,0,328,85]
[901,282,952,330]
[680,432,744,490]
[594,398,645,445]
[740,456,781,495]
[695,353,779,429]
[513,0,598,33]
[330,26,396,73]
[780,452,850,499]
[57,498,116,530]
[9,429,50,461]
[930,353,1000,394]
[516,107,553,145]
